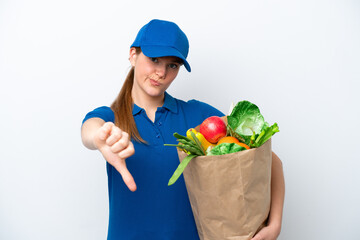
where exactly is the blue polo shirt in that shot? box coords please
[82,92,224,240]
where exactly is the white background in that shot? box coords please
[1,0,359,239]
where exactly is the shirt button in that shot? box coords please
[156,134,160,138]
[158,122,162,126]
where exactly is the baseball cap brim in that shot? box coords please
[141,45,191,72]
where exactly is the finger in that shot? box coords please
[118,141,135,159]
[106,127,122,146]
[112,159,137,192]
[110,132,130,153]
[99,122,114,141]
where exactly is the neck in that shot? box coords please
[131,88,165,122]
[132,91,165,109]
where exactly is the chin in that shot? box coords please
[146,88,165,98]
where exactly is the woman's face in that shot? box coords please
[129,48,182,99]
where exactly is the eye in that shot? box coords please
[150,57,159,63]
[168,63,179,69]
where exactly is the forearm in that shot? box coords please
[81,118,105,150]
[268,152,285,231]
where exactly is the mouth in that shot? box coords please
[150,79,161,86]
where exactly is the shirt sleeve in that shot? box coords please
[82,106,115,125]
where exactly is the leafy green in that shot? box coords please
[207,143,246,156]
[168,154,197,186]
[250,123,279,148]
[164,132,205,156]
[190,131,205,155]
[227,101,278,146]
[227,101,267,136]
[226,124,246,142]
[165,133,206,186]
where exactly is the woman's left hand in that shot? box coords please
[250,224,281,240]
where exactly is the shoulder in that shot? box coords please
[175,97,225,119]
[82,106,115,124]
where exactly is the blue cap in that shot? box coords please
[130,19,191,72]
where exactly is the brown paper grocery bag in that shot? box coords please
[178,139,272,240]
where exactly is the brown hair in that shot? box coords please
[110,48,146,143]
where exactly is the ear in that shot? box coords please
[129,47,137,67]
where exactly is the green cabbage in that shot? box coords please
[227,101,279,148]
[207,143,246,156]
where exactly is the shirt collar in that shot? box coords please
[132,92,178,116]
[162,92,178,113]
[132,103,143,116]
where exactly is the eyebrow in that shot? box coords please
[173,58,183,65]
[154,56,183,65]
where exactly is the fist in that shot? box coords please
[94,122,136,191]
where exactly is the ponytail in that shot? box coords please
[111,65,146,143]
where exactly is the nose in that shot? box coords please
[156,64,167,78]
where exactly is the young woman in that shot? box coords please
[81,19,285,240]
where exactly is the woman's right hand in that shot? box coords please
[93,122,137,192]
